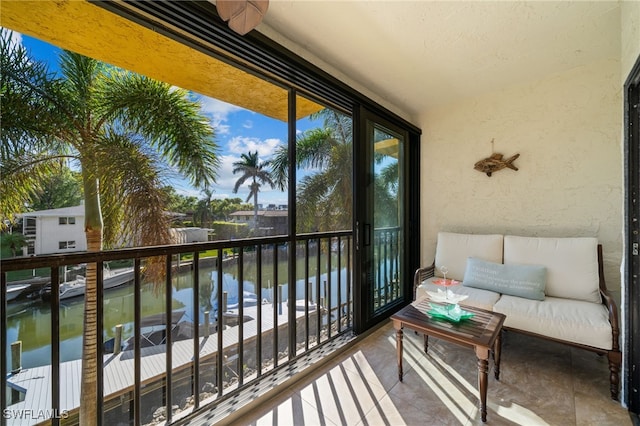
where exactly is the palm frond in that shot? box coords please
[0,30,72,156]
[92,131,172,249]
[269,145,289,191]
[295,128,335,169]
[0,152,67,220]
[59,51,101,108]
[98,72,220,188]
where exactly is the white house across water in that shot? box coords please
[19,205,86,256]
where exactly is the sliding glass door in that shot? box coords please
[355,108,412,331]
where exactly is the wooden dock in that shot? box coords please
[5,302,315,426]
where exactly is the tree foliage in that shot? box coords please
[271,109,353,232]
[1,30,220,247]
[0,29,220,424]
[28,166,83,211]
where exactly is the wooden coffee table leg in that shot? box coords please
[396,326,404,381]
[494,330,502,380]
[475,346,490,422]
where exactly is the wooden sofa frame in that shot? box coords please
[413,244,622,400]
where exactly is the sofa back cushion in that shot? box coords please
[503,235,600,303]
[435,232,503,281]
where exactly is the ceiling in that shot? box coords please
[1,1,622,124]
[257,1,621,120]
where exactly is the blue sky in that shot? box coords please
[7,29,323,207]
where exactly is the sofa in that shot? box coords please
[414,232,622,400]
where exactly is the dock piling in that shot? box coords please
[11,341,22,374]
[114,324,123,355]
[204,311,210,337]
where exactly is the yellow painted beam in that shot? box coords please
[375,138,399,158]
[0,0,323,122]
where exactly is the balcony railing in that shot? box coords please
[373,226,402,311]
[1,231,353,425]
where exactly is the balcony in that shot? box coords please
[1,0,638,423]
[2,228,633,425]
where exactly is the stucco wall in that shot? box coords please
[418,58,623,295]
[621,0,640,81]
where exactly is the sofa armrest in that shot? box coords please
[596,244,621,353]
[600,288,621,352]
[413,264,435,301]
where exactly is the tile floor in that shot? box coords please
[226,322,632,426]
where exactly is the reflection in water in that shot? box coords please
[6,252,350,369]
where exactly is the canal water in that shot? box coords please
[5,253,351,369]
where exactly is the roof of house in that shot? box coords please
[230,210,288,217]
[19,205,85,218]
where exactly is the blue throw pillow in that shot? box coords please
[463,257,546,300]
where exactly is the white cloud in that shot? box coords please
[227,136,283,157]
[242,120,253,129]
[198,97,244,134]
[215,124,232,135]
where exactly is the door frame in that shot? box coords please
[353,106,421,334]
[625,53,640,414]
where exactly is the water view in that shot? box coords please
[5,251,351,369]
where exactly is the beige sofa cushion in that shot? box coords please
[434,232,504,281]
[503,236,601,304]
[417,277,501,311]
[493,295,613,350]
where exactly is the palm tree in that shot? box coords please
[0,232,27,258]
[0,31,219,424]
[271,109,353,232]
[194,187,214,228]
[232,151,275,230]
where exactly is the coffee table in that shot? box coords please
[391,298,506,422]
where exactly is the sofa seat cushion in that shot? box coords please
[434,232,504,281]
[503,235,600,304]
[493,295,612,350]
[417,277,501,311]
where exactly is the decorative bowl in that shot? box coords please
[427,303,475,322]
[433,278,460,287]
[425,288,468,304]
